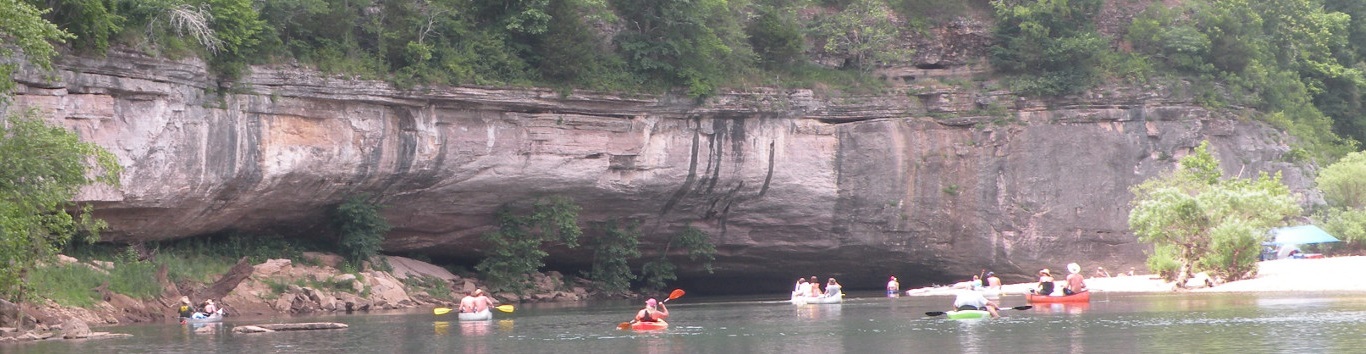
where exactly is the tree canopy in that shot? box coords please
[1128,141,1300,285]
[0,110,122,302]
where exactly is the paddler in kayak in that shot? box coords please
[459,289,496,314]
[952,289,1000,318]
[631,298,670,326]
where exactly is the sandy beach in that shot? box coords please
[905,256,1366,297]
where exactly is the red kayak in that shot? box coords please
[630,321,668,331]
[1026,291,1091,303]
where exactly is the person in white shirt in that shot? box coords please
[952,290,1000,318]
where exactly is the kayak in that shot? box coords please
[630,321,668,331]
[458,309,493,321]
[1026,291,1091,303]
[180,310,224,324]
[945,310,991,320]
[793,293,843,304]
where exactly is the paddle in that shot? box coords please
[618,289,685,330]
[433,304,514,315]
[924,305,1032,317]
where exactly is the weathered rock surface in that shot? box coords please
[4,50,1313,292]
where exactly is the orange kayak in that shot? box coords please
[1026,291,1091,303]
[630,321,668,331]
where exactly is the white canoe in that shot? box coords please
[458,309,492,321]
[181,310,224,323]
[792,293,843,304]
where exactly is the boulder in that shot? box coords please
[60,318,91,339]
[254,259,293,276]
[386,256,457,280]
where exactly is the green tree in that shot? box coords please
[476,196,581,293]
[203,0,266,77]
[28,0,124,54]
[611,0,753,97]
[810,0,909,71]
[745,2,804,70]
[0,110,123,303]
[1316,151,1366,245]
[330,195,392,269]
[639,226,716,291]
[0,0,74,95]
[1317,151,1366,209]
[990,0,1109,96]
[585,220,640,294]
[1129,141,1300,286]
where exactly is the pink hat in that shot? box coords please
[646,298,657,307]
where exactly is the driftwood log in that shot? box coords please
[200,257,254,301]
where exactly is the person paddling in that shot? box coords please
[1064,263,1088,295]
[808,276,823,297]
[460,289,496,313]
[823,278,843,298]
[633,298,669,324]
[951,289,1000,318]
[1032,269,1056,296]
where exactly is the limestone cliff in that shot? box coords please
[4,50,1311,293]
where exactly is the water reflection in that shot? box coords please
[460,320,493,354]
[792,303,842,322]
[1033,302,1090,315]
[459,320,492,336]
[14,292,1366,354]
[636,335,684,354]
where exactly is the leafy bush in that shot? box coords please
[585,220,641,294]
[476,196,582,293]
[990,0,1108,96]
[330,195,392,270]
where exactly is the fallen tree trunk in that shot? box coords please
[200,257,254,301]
[253,322,349,331]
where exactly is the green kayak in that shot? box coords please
[945,310,991,320]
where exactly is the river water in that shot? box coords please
[6,291,1366,353]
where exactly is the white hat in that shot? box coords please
[1067,263,1081,274]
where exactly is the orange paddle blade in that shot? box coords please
[667,289,685,301]
[617,322,631,330]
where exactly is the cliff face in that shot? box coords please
[5,51,1311,292]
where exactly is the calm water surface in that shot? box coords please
[6,291,1366,353]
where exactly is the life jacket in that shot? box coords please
[639,309,657,322]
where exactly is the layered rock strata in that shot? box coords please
[6,52,1310,292]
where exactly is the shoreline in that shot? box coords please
[905,256,1366,297]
